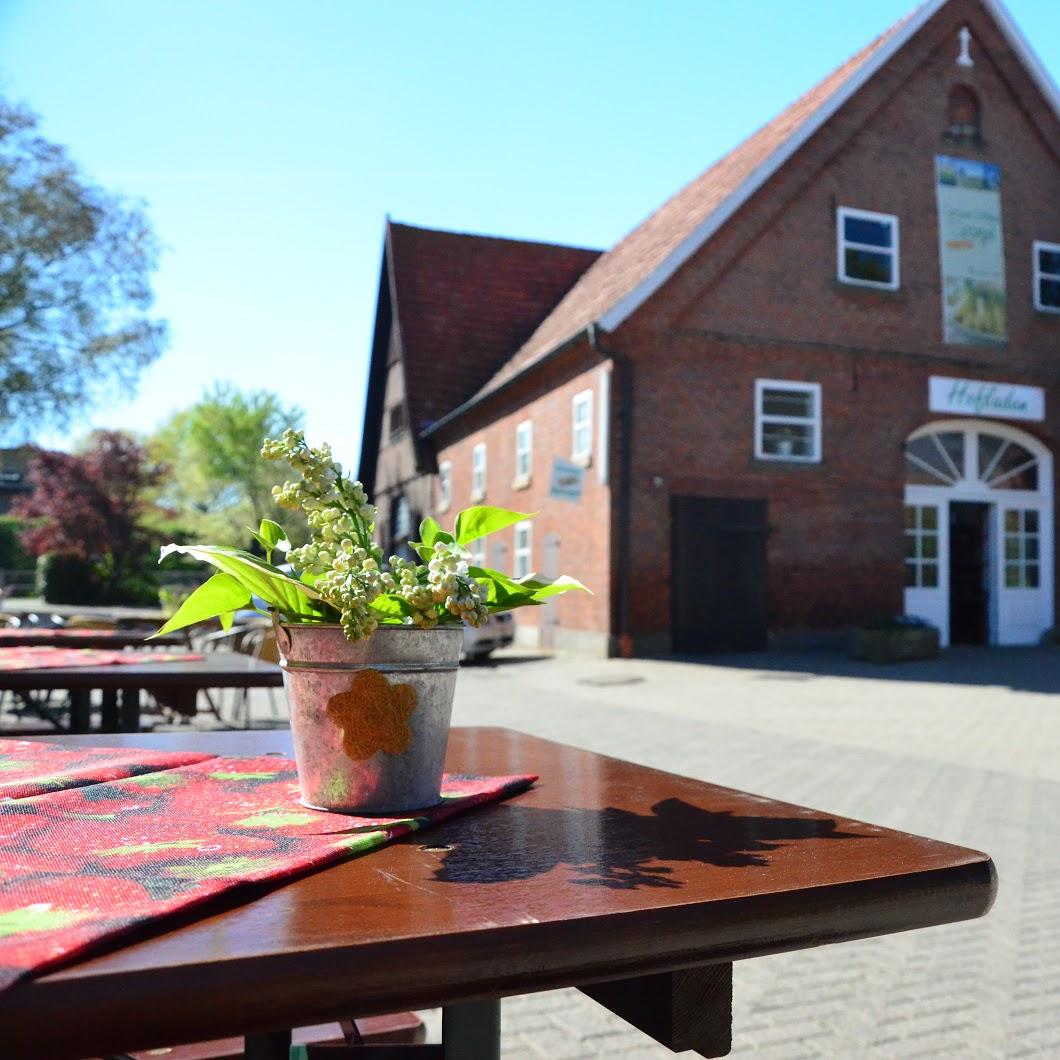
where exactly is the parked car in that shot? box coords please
[462,609,514,662]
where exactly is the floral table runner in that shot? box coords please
[0,738,535,995]
[0,647,200,671]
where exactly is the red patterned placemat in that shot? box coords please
[0,739,215,800]
[0,647,201,670]
[0,740,535,996]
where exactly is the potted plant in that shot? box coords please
[847,615,940,663]
[155,429,587,814]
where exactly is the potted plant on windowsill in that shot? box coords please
[847,615,940,663]
[154,429,587,814]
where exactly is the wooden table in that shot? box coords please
[0,653,283,732]
[0,728,996,1059]
[0,628,183,649]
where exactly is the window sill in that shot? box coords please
[1033,306,1060,316]
[570,453,593,469]
[754,455,822,467]
[511,475,532,491]
[470,490,486,503]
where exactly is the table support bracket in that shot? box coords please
[579,962,733,1057]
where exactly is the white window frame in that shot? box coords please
[572,389,593,462]
[754,379,822,464]
[513,520,532,580]
[471,443,487,501]
[515,420,533,483]
[468,537,486,568]
[437,460,451,512]
[837,206,900,291]
[1033,240,1060,314]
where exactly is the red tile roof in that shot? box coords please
[388,222,600,433]
[475,13,913,399]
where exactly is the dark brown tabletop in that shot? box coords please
[0,653,283,733]
[0,727,996,1059]
[0,629,183,649]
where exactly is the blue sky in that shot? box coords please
[1,1,1057,470]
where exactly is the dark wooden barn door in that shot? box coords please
[671,497,768,653]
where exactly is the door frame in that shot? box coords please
[903,419,1053,646]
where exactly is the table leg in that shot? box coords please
[244,1028,291,1059]
[119,687,141,732]
[100,689,119,732]
[69,689,91,734]
[442,999,500,1060]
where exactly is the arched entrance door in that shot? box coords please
[904,419,1053,645]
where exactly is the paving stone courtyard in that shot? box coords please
[236,646,1058,1057]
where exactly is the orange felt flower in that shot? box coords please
[325,669,418,761]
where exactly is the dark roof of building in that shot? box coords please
[388,222,601,435]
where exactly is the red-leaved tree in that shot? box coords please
[14,431,164,604]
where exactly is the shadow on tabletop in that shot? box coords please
[430,797,871,889]
[664,644,1060,695]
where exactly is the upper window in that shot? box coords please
[754,380,821,463]
[905,425,1041,492]
[944,84,981,144]
[471,442,487,500]
[515,420,533,483]
[837,207,900,290]
[572,390,593,461]
[514,521,532,580]
[437,461,451,511]
[469,537,486,569]
[1033,241,1060,313]
[388,403,407,441]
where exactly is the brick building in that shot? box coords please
[359,0,1060,656]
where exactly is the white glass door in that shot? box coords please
[996,503,1049,645]
[904,499,949,644]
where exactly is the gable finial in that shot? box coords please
[957,26,974,68]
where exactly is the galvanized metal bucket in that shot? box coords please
[276,623,463,815]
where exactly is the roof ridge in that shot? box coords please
[387,219,601,255]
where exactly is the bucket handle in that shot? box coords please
[271,610,292,657]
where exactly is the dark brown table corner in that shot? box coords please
[0,727,996,1059]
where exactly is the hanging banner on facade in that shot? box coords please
[935,155,1006,346]
[549,458,584,502]
[929,376,1044,422]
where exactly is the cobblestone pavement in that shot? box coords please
[215,646,1057,1058]
[443,647,1059,1059]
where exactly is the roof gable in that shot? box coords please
[475,0,1060,401]
[386,223,600,439]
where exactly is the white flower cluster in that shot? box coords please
[262,429,490,639]
[426,542,489,627]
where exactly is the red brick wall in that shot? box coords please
[431,362,613,651]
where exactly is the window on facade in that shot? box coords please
[514,521,532,580]
[572,390,593,461]
[437,461,451,511]
[904,505,939,588]
[754,380,821,462]
[837,207,899,290]
[905,427,1041,492]
[944,84,981,143]
[471,443,487,500]
[391,495,415,561]
[469,537,486,568]
[1033,241,1060,313]
[388,404,407,440]
[515,420,533,482]
[1004,509,1040,588]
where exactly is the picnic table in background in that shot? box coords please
[0,727,997,1060]
[0,650,282,733]
[0,627,183,650]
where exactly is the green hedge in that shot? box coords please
[0,517,34,572]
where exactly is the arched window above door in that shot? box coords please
[905,422,1045,492]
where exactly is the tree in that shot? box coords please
[149,384,307,546]
[14,431,164,604]
[0,99,166,434]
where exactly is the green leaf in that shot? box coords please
[418,516,444,547]
[258,519,290,552]
[519,574,592,600]
[158,543,324,628]
[151,571,251,637]
[370,594,414,623]
[454,506,535,545]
